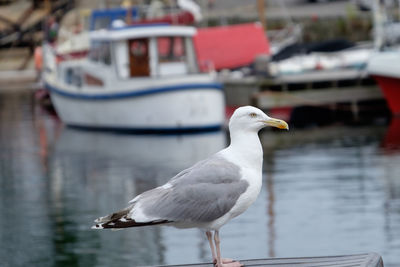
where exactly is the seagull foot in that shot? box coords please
[214,259,243,267]
[215,261,243,267]
[213,258,234,264]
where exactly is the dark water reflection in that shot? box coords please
[0,91,399,267]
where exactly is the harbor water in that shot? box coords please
[0,90,399,267]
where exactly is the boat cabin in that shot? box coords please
[88,23,200,80]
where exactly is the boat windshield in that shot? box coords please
[158,36,186,62]
[157,36,198,76]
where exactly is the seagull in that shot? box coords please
[92,106,289,267]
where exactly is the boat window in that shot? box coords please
[100,42,111,65]
[157,36,195,76]
[65,67,82,87]
[89,41,100,62]
[157,36,186,63]
[156,36,199,76]
[89,41,112,65]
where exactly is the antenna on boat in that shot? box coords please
[257,0,267,31]
[122,0,133,24]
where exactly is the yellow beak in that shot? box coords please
[263,118,289,130]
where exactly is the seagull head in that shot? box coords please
[229,106,289,133]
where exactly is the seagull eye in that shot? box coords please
[249,113,257,118]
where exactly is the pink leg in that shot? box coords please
[206,231,217,263]
[207,231,234,264]
[213,230,243,267]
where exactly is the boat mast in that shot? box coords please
[122,0,133,24]
[257,0,267,30]
[372,0,385,50]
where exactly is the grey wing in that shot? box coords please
[136,155,249,223]
[169,154,242,185]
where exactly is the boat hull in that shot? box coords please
[46,82,225,132]
[372,75,400,116]
[368,50,400,116]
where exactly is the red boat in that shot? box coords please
[368,50,400,116]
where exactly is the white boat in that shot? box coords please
[269,43,372,76]
[42,23,225,132]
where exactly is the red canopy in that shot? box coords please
[132,11,195,25]
[194,23,270,71]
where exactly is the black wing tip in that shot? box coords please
[91,219,172,230]
[92,223,104,229]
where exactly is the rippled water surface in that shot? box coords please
[1,91,399,267]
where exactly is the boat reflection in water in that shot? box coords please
[48,128,226,266]
[53,128,227,179]
[380,118,400,234]
[382,118,400,152]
